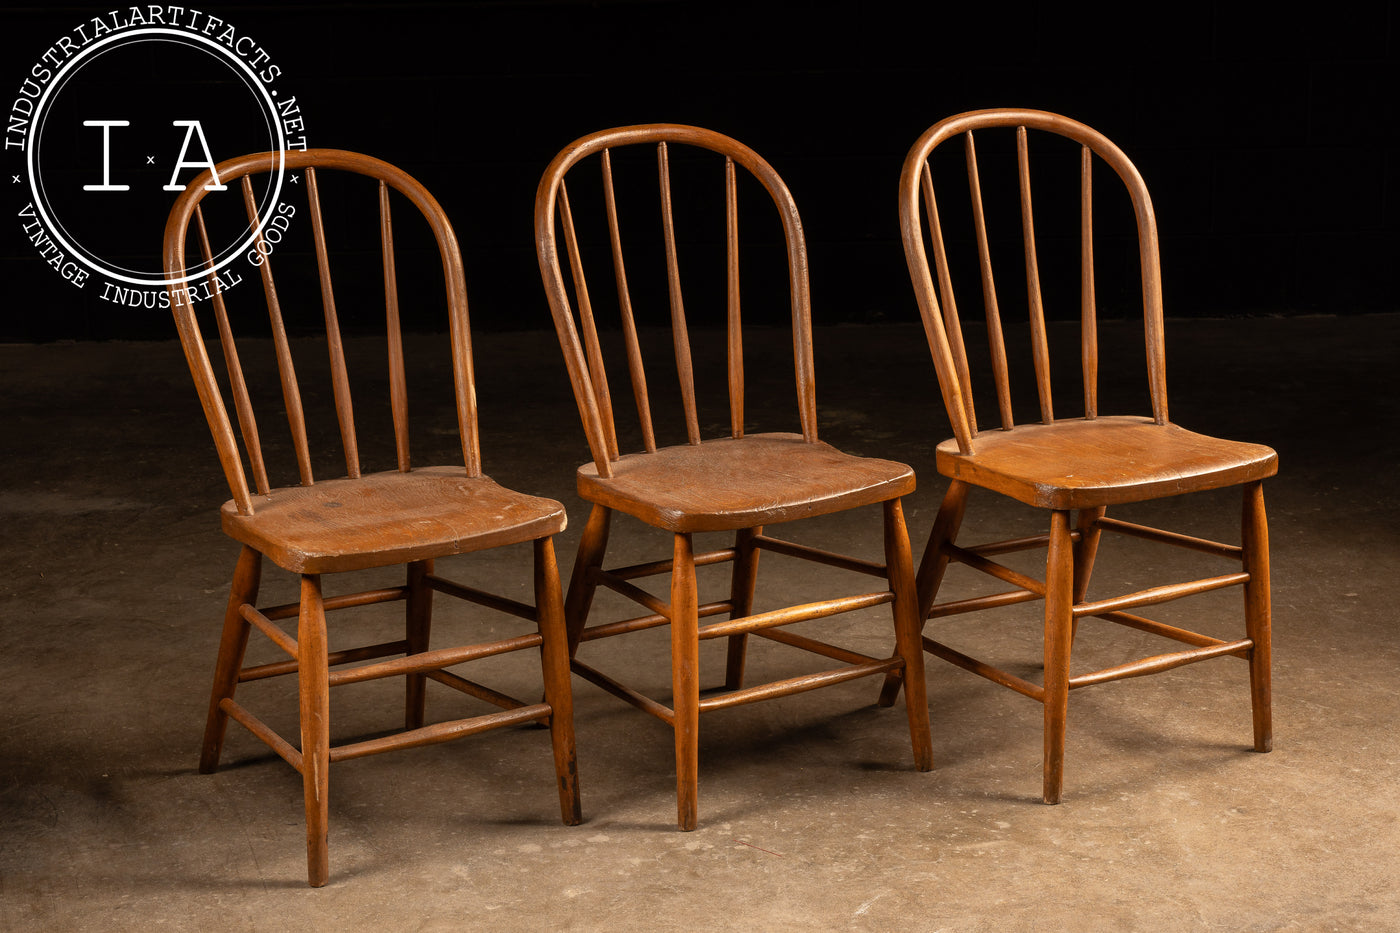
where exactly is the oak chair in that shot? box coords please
[894,109,1276,803]
[534,124,933,830]
[163,148,581,886]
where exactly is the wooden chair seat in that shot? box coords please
[578,433,915,533]
[936,417,1278,510]
[222,466,567,574]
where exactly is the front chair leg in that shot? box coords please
[200,545,262,773]
[298,574,332,887]
[1042,510,1075,805]
[669,532,701,831]
[723,526,762,690]
[1242,481,1273,753]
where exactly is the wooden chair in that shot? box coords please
[894,108,1276,803]
[534,124,933,830]
[162,149,581,886]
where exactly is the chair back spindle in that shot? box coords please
[657,141,703,447]
[305,166,360,479]
[237,170,315,487]
[962,132,1009,432]
[195,203,270,499]
[379,180,412,472]
[1017,127,1055,425]
[600,149,657,454]
[725,156,744,440]
[1080,144,1099,420]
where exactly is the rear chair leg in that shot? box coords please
[1070,507,1106,642]
[884,499,934,771]
[404,559,433,730]
[723,526,761,690]
[878,480,968,706]
[1242,481,1272,753]
[563,504,612,657]
[199,545,262,774]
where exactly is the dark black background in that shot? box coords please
[4,1,1396,341]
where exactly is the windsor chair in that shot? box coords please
[894,109,1275,803]
[535,124,933,831]
[163,148,581,886]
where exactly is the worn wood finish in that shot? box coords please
[576,434,914,534]
[536,124,933,829]
[165,149,580,886]
[900,109,1278,802]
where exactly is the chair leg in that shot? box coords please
[199,545,262,774]
[723,526,762,690]
[1042,510,1075,805]
[884,498,934,771]
[669,532,701,831]
[564,504,612,656]
[1070,507,1107,642]
[404,559,433,731]
[536,537,583,825]
[298,574,332,887]
[877,480,968,706]
[1242,481,1273,753]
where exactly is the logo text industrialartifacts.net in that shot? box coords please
[7,6,309,309]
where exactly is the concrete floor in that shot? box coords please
[1,316,1396,931]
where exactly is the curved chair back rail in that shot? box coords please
[899,108,1165,456]
[534,123,816,479]
[162,148,479,516]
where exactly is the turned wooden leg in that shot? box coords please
[669,532,701,831]
[199,546,262,774]
[1043,510,1074,805]
[298,574,331,887]
[1070,507,1106,642]
[884,499,934,770]
[404,559,433,731]
[723,526,761,690]
[563,504,612,656]
[1242,482,1273,753]
[878,480,969,706]
[536,537,583,825]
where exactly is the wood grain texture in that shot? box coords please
[577,433,914,533]
[934,417,1277,510]
[221,466,565,574]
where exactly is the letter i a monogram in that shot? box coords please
[82,120,131,191]
[80,119,226,192]
[163,120,226,191]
